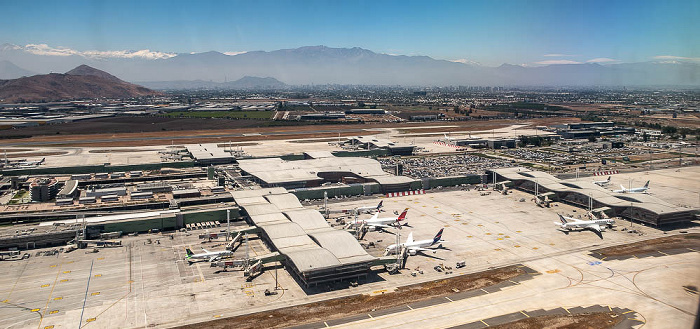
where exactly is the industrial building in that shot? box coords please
[231,188,376,287]
[237,155,415,192]
[489,167,698,226]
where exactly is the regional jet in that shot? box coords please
[554,214,615,238]
[385,228,445,256]
[613,181,650,193]
[185,247,232,263]
[345,208,408,230]
[593,176,611,187]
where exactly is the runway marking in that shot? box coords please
[86,318,96,323]
[632,255,638,259]
[622,310,634,314]
[49,265,57,268]
[629,318,645,322]
[97,257,104,260]
[31,308,40,312]
[44,326,54,329]
[445,296,454,302]
[367,314,373,318]
[509,280,519,285]
[563,307,571,314]
[514,245,521,248]
[41,284,50,288]
[324,321,329,327]
[60,279,68,283]
[49,310,58,314]
[91,292,100,296]
[520,310,530,318]
[93,274,102,277]
[53,297,62,301]
[480,319,489,326]
[480,288,489,294]
[688,248,698,252]
[63,271,71,274]
[213,315,222,318]
[406,305,413,310]
[657,250,669,256]
[497,238,504,241]
[608,305,612,311]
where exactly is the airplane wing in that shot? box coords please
[588,224,602,233]
[408,247,431,252]
[201,248,210,253]
[567,216,584,223]
[208,256,218,262]
[368,224,391,228]
[406,232,414,244]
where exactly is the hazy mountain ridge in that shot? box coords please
[1,44,698,87]
[0,60,36,79]
[0,65,161,102]
[141,76,287,90]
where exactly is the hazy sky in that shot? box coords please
[1,0,698,66]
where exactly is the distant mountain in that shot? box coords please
[0,60,35,79]
[66,64,122,82]
[226,76,286,89]
[141,76,286,90]
[1,44,699,86]
[0,65,161,102]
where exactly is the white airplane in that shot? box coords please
[554,214,615,237]
[345,208,408,230]
[593,176,611,187]
[352,200,383,215]
[613,181,649,193]
[385,228,445,256]
[185,247,232,263]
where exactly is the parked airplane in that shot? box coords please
[554,214,615,237]
[185,247,232,263]
[353,200,383,214]
[593,176,611,186]
[385,228,445,256]
[613,181,650,193]
[345,208,408,230]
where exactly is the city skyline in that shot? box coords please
[1,0,698,67]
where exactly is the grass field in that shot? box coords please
[164,110,275,120]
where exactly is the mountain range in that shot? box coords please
[1,44,698,87]
[0,65,161,102]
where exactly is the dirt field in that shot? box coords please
[175,266,525,329]
[593,233,700,257]
[489,312,623,329]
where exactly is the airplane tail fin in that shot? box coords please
[606,176,611,182]
[185,248,194,258]
[397,208,409,222]
[558,214,567,224]
[377,200,383,210]
[620,184,626,191]
[432,228,444,245]
[643,181,649,188]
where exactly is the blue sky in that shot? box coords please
[1,0,698,66]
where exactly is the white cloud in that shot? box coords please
[21,44,176,60]
[534,60,581,65]
[586,57,619,63]
[450,59,481,65]
[543,53,576,57]
[653,55,700,61]
[223,51,247,56]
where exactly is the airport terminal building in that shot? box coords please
[490,167,698,226]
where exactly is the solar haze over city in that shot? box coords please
[0,1,699,329]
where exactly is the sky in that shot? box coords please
[1,0,698,66]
